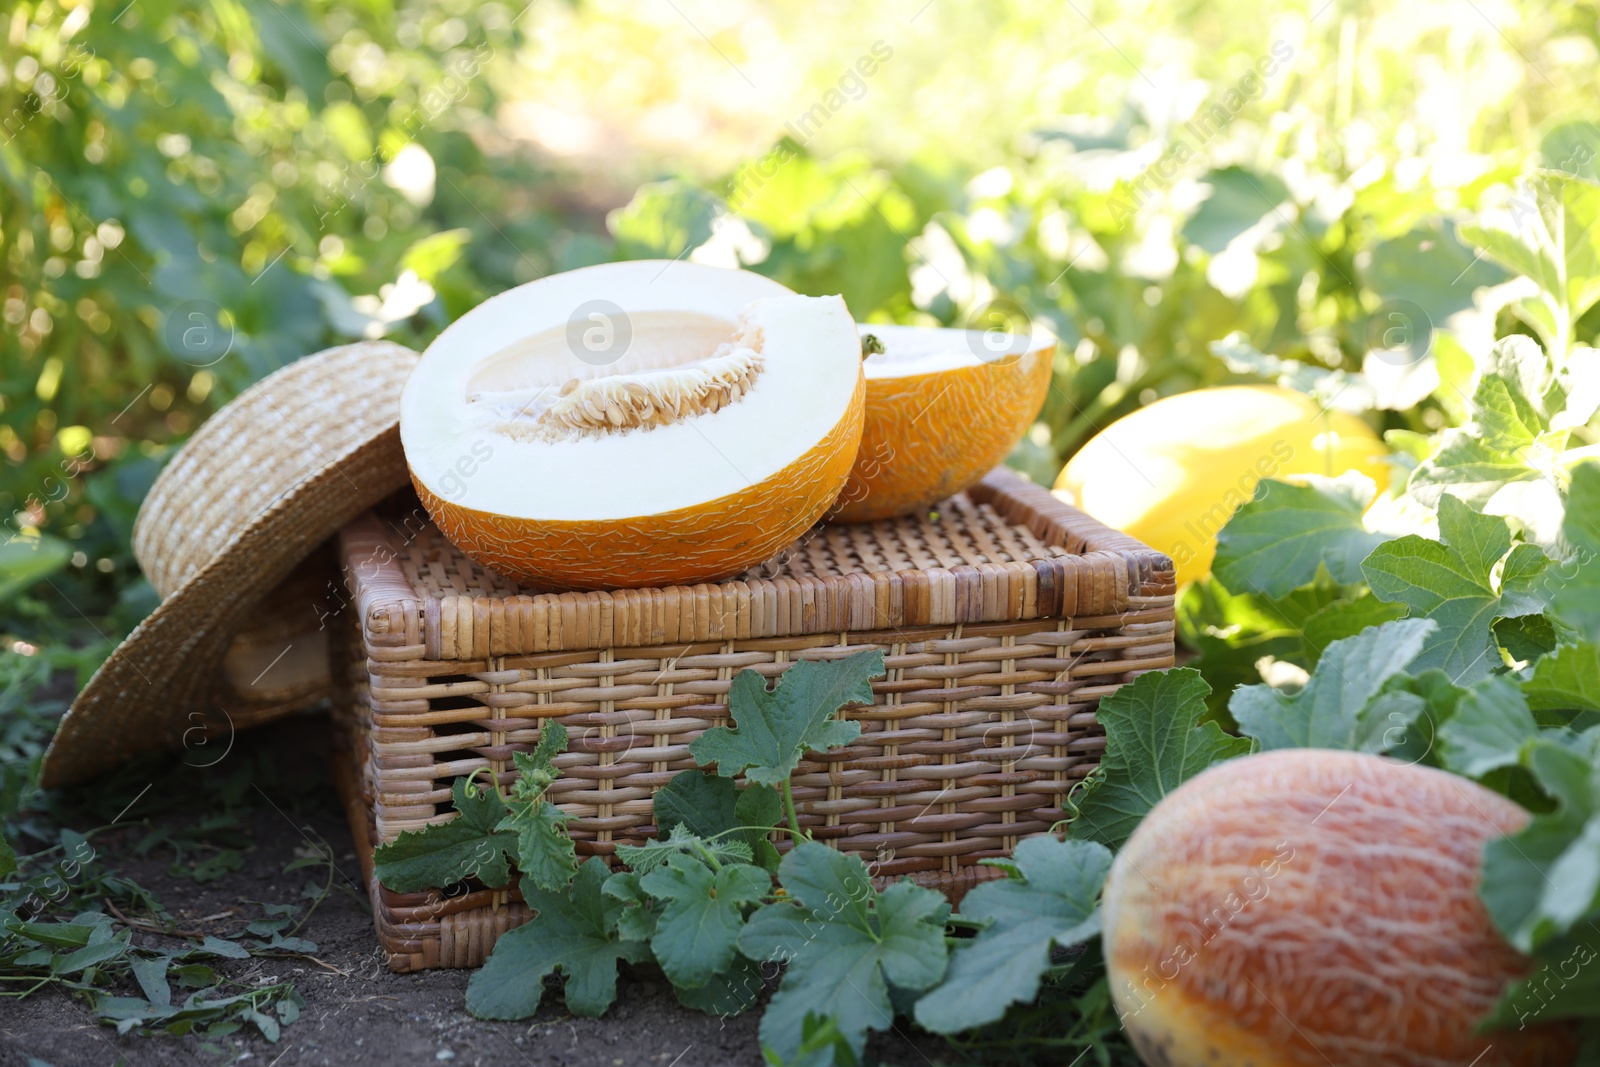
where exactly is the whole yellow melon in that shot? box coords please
[1053,385,1388,585]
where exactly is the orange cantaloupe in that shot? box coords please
[1103,749,1576,1067]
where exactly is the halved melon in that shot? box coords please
[830,324,1055,522]
[400,261,865,589]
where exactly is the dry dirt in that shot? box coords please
[0,716,959,1067]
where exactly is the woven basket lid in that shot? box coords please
[41,340,418,787]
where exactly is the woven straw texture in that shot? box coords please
[41,341,419,788]
[332,469,1176,972]
[216,553,341,721]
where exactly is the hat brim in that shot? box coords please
[42,342,418,787]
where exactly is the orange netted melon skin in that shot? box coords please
[831,342,1053,523]
[414,376,865,590]
[1103,749,1576,1067]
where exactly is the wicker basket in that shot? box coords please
[329,468,1175,972]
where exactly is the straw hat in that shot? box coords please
[40,340,419,788]
[211,553,344,730]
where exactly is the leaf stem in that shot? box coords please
[781,780,805,841]
[690,840,724,873]
[705,824,804,840]
[469,766,507,802]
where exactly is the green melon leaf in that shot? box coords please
[650,770,782,872]
[496,722,577,892]
[1209,333,1370,411]
[1408,336,1600,527]
[913,836,1110,1034]
[599,871,660,943]
[737,842,948,1061]
[641,853,770,990]
[1480,733,1600,956]
[617,822,754,877]
[1067,669,1252,850]
[1230,618,1436,752]
[497,798,575,893]
[1363,494,1550,683]
[1213,474,1392,598]
[466,858,651,1019]
[690,651,884,787]
[1300,593,1410,661]
[1550,463,1600,643]
[671,954,766,1017]
[1181,167,1289,255]
[609,179,720,260]
[372,777,517,892]
[1523,641,1600,719]
[1482,933,1600,1029]
[1438,676,1543,779]
[1494,613,1559,665]
[1459,172,1600,353]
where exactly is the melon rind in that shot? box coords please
[1102,749,1576,1067]
[832,325,1054,523]
[414,375,864,589]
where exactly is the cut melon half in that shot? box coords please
[401,261,865,589]
[831,323,1055,522]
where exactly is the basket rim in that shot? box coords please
[340,467,1174,657]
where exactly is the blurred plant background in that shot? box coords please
[4,0,1600,678]
[5,0,1600,1057]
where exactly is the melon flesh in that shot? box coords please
[1103,749,1576,1067]
[401,261,865,589]
[831,323,1053,522]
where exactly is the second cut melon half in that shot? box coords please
[400,261,865,589]
[832,324,1055,522]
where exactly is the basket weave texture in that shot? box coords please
[332,469,1176,972]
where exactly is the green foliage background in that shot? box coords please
[5,0,1600,650]
[7,1,1600,1057]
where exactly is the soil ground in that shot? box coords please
[0,715,960,1067]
